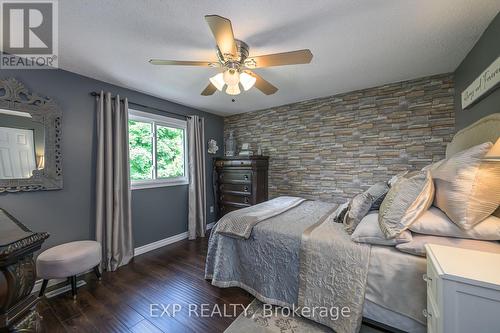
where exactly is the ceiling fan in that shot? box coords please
[149,15,313,96]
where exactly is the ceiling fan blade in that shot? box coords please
[204,15,238,60]
[244,49,313,68]
[245,70,278,95]
[201,82,217,96]
[149,59,219,67]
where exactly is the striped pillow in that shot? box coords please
[379,171,434,239]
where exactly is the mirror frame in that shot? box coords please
[0,78,62,193]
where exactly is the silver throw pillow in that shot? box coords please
[379,170,434,239]
[366,182,390,210]
[332,202,349,223]
[344,191,373,234]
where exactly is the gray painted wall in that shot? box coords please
[0,69,224,249]
[454,12,500,130]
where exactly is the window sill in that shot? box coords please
[131,180,189,190]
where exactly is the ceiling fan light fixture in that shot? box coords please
[223,69,240,86]
[240,72,256,91]
[149,15,312,96]
[209,73,225,91]
[226,84,241,95]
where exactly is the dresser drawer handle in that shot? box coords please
[244,197,249,204]
[422,274,432,282]
[244,186,249,192]
[244,175,249,180]
[422,309,432,318]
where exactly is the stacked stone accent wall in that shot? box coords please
[224,73,455,203]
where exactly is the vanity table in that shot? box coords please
[0,209,49,332]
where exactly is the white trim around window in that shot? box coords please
[128,109,189,190]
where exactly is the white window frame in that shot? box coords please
[128,109,189,190]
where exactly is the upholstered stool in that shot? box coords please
[36,240,102,299]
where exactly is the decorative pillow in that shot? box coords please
[410,206,500,240]
[379,170,434,239]
[430,142,500,230]
[351,212,412,246]
[396,234,500,257]
[388,171,408,187]
[344,192,373,234]
[422,159,444,172]
[366,182,389,211]
[495,206,500,218]
[332,202,349,223]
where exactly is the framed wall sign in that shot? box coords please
[461,56,500,110]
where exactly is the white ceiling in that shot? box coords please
[59,1,500,116]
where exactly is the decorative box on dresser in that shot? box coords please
[214,156,269,217]
[424,244,500,333]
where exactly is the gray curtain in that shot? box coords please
[188,115,207,240]
[95,91,134,271]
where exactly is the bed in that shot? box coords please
[205,113,500,333]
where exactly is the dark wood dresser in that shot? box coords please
[214,156,269,217]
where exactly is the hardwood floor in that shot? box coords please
[37,235,252,333]
[37,235,390,333]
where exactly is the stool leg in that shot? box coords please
[93,265,102,280]
[70,276,77,300]
[39,279,49,297]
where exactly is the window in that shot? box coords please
[128,109,188,189]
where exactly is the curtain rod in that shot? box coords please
[90,91,193,120]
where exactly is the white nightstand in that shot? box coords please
[424,244,500,333]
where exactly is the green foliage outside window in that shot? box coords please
[128,120,184,181]
[156,125,184,179]
[129,120,153,180]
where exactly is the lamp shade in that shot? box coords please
[223,69,240,86]
[240,72,256,91]
[484,138,500,161]
[209,73,225,91]
[225,84,241,95]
